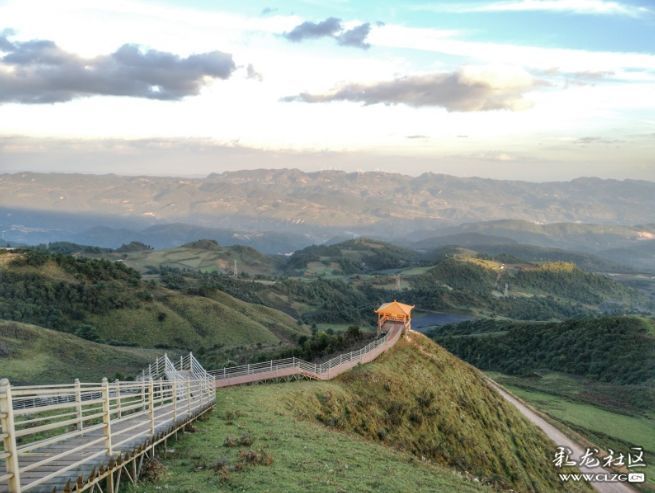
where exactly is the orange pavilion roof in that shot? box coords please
[375,300,414,317]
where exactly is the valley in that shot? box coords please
[1,227,653,492]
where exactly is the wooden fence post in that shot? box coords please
[172,379,177,422]
[186,377,191,417]
[114,379,122,419]
[101,377,113,456]
[74,378,83,431]
[141,378,146,411]
[0,379,21,493]
[148,378,155,436]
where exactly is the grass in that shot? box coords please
[131,333,591,493]
[85,288,306,351]
[0,320,160,384]
[126,385,493,493]
[492,373,655,490]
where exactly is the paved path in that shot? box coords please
[215,322,404,388]
[488,380,635,493]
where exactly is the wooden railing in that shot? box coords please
[210,322,405,387]
[0,353,215,493]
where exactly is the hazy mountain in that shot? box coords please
[2,171,655,232]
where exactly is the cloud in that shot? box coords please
[0,31,236,104]
[419,0,651,16]
[575,136,624,144]
[337,23,371,49]
[246,63,263,81]
[284,17,342,42]
[283,66,539,112]
[283,17,371,49]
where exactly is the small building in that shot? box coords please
[375,300,414,335]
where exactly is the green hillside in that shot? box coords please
[286,238,421,276]
[405,251,646,319]
[129,332,589,493]
[423,243,630,273]
[109,239,282,276]
[431,316,655,490]
[0,320,159,384]
[0,249,307,353]
[431,316,655,386]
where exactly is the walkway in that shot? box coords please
[0,353,215,493]
[211,321,404,387]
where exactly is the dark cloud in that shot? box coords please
[336,23,371,49]
[283,17,371,49]
[284,17,342,42]
[0,30,15,51]
[283,70,537,112]
[0,32,236,104]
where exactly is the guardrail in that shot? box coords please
[210,322,404,386]
[0,353,215,493]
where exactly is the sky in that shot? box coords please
[0,0,654,181]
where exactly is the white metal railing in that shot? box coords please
[0,352,215,493]
[210,323,403,382]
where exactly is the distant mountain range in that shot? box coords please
[2,170,655,228]
[2,170,654,261]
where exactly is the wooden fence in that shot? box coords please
[0,353,215,493]
[210,321,405,387]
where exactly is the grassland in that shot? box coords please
[132,333,590,493]
[126,384,493,493]
[0,320,159,384]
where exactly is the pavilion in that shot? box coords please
[375,300,414,335]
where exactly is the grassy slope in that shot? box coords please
[88,289,306,350]
[0,320,159,384]
[292,332,589,492]
[0,250,307,352]
[127,384,492,493]
[131,333,589,493]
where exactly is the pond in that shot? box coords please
[411,311,473,332]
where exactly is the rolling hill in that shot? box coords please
[285,238,421,276]
[128,332,590,493]
[403,250,647,319]
[0,249,307,353]
[109,239,282,276]
[0,320,160,384]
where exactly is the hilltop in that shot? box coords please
[285,238,420,276]
[128,332,589,493]
[112,239,281,276]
